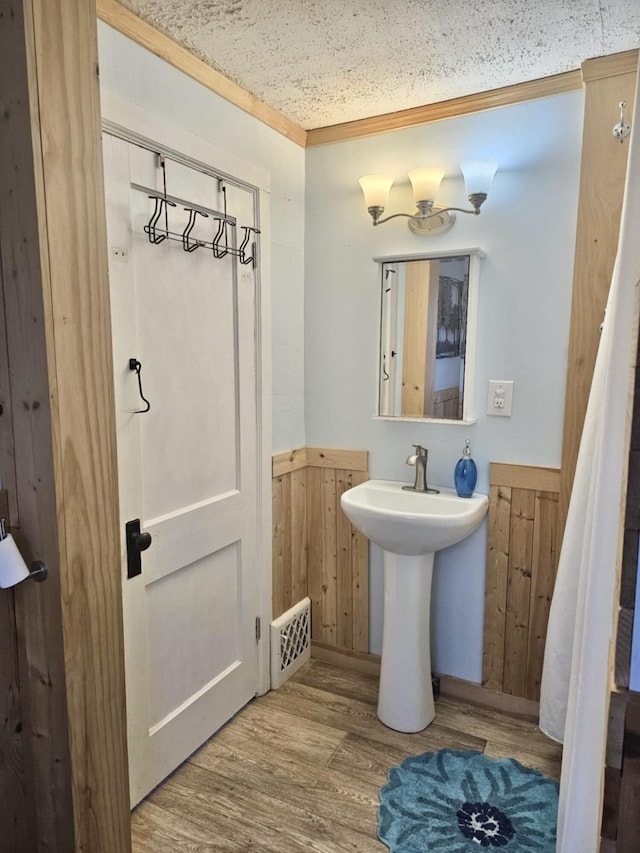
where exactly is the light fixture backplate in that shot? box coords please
[407,204,455,236]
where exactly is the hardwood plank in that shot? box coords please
[295,657,380,705]
[213,700,345,768]
[525,490,559,701]
[0,285,18,528]
[615,608,634,689]
[351,468,370,652]
[601,766,621,842]
[328,727,488,788]
[328,732,415,787]
[132,800,244,852]
[281,472,293,613]
[306,447,369,471]
[503,489,536,696]
[290,467,308,606]
[336,469,354,648]
[272,446,307,477]
[151,762,384,853]
[483,484,511,690]
[97,0,307,147]
[483,741,562,781]
[192,738,381,839]
[262,679,486,756]
[320,469,338,645]
[307,466,324,641]
[306,68,583,146]
[271,474,286,619]
[435,696,562,761]
[490,462,560,493]
[0,587,29,851]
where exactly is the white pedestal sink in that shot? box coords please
[341,480,488,733]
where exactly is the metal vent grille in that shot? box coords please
[270,597,311,689]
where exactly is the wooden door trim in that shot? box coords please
[557,59,638,541]
[0,0,131,848]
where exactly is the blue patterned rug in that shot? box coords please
[378,749,559,851]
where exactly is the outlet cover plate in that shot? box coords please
[487,380,514,417]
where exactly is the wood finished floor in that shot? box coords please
[131,660,562,852]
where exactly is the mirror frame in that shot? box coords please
[373,247,485,424]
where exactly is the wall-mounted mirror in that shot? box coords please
[375,249,484,422]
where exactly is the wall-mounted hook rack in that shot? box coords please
[134,178,260,268]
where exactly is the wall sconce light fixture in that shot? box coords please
[359,160,499,235]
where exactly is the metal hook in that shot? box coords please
[129,358,151,414]
[182,207,209,252]
[145,195,176,244]
[239,226,260,266]
[212,217,230,259]
[612,101,631,143]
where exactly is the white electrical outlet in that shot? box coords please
[487,380,514,417]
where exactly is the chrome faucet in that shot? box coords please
[403,444,440,494]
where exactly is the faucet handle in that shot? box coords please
[412,444,428,456]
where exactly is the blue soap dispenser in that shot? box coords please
[454,439,477,498]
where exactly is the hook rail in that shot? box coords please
[132,180,260,267]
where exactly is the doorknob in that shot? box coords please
[126,518,152,579]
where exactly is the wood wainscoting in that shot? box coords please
[483,463,561,701]
[272,447,369,652]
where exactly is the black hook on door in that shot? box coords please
[129,358,151,413]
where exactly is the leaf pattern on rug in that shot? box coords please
[378,749,559,852]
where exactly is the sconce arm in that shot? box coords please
[370,192,488,226]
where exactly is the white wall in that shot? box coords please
[304,91,585,680]
[98,23,306,454]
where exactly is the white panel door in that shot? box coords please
[103,134,260,805]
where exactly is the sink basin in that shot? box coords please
[340,479,488,556]
[340,478,488,733]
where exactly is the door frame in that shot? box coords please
[101,90,273,696]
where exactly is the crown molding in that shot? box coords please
[305,69,583,146]
[96,0,308,147]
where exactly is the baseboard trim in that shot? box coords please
[311,642,381,676]
[311,642,540,720]
[439,675,539,720]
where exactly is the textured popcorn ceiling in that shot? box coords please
[120,0,640,129]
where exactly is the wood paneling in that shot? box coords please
[0,0,130,849]
[305,447,368,471]
[272,448,369,652]
[96,0,307,147]
[483,464,561,701]
[558,56,638,543]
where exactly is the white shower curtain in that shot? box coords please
[539,60,640,851]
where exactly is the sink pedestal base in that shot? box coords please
[378,551,435,733]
